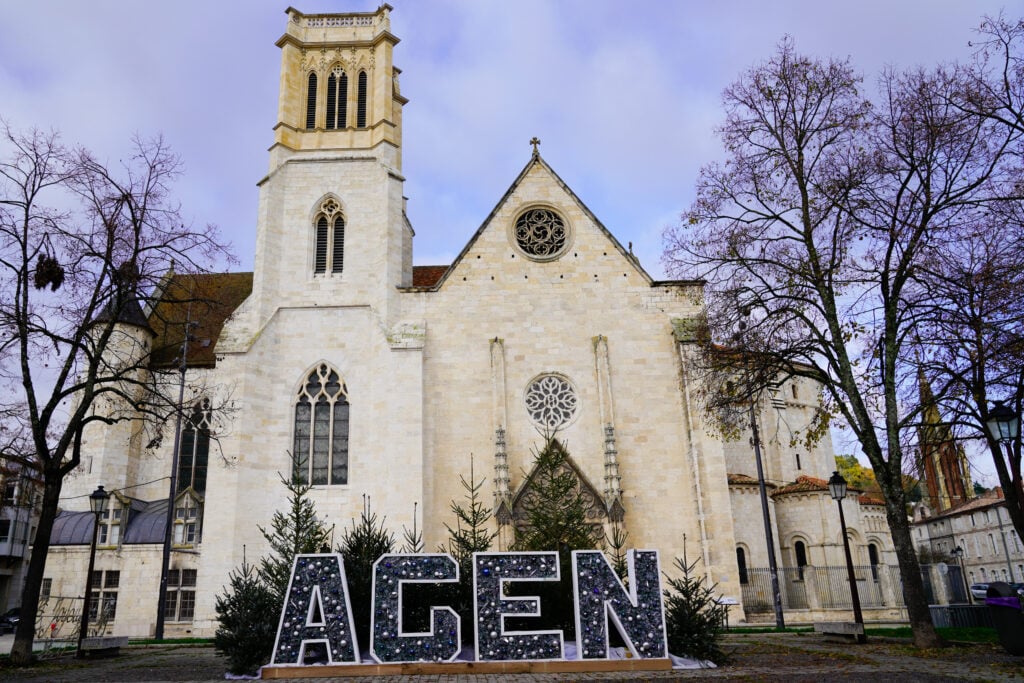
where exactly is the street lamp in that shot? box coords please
[985,401,1020,444]
[827,471,865,642]
[951,546,970,604]
[77,485,109,658]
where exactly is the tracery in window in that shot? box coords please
[524,374,578,430]
[514,208,569,260]
[177,400,210,495]
[356,71,368,128]
[98,501,123,547]
[293,364,349,485]
[173,493,202,546]
[313,198,345,275]
[305,72,318,129]
[326,68,348,129]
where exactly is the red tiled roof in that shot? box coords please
[858,494,886,506]
[412,265,448,288]
[727,472,775,487]
[772,475,830,496]
[148,272,253,369]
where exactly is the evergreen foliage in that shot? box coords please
[258,470,332,604]
[439,457,498,642]
[663,557,729,665]
[214,562,280,675]
[338,497,395,649]
[511,438,604,639]
[606,523,630,580]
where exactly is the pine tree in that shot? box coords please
[663,557,729,664]
[439,457,498,643]
[338,497,395,649]
[214,561,280,675]
[258,470,332,604]
[511,438,604,639]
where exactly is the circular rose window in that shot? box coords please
[514,208,568,260]
[525,374,578,429]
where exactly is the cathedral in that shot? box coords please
[41,6,897,639]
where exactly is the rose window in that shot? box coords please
[514,208,568,259]
[525,374,578,429]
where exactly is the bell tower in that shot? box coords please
[272,4,406,169]
[247,5,412,327]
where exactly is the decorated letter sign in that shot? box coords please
[573,550,668,659]
[370,554,461,662]
[271,554,359,665]
[473,552,564,661]
[272,549,669,666]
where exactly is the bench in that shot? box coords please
[80,635,129,657]
[814,622,866,643]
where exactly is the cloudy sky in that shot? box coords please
[0,0,1012,484]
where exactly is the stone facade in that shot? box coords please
[42,6,896,639]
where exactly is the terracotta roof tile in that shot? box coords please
[727,472,775,487]
[148,272,253,369]
[412,265,448,288]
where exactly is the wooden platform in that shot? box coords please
[262,657,673,679]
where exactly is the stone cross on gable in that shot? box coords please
[530,137,541,157]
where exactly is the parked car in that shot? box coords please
[970,583,990,601]
[0,607,19,634]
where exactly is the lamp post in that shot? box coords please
[77,485,109,658]
[985,400,1021,581]
[951,546,970,603]
[828,471,865,642]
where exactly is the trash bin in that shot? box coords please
[985,582,1024,656]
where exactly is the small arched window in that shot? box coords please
[177,400,211,495]
[794,540,808,580]
[356,71,368,128]
[868,543,880,580]
[795,453,801,470]
[326,69,348,129]
[313,198,345,275]
[293,364,349,485]
[305,72,318,129]
[736,547,748,584]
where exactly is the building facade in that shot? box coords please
[40,6,895,639]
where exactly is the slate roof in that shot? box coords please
[93,297,155,334]
[148,272,253,368]
[50,498,168,546]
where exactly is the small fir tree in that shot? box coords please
[607,523,630,580]
[258,468,332,604]
[511,438,604,639]
[439,457,498,642]
[214,561,280,675]
[338,496,395,649]
[663,557,729,665]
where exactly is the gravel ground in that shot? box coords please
[0,632,1021,682]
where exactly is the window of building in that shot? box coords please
[868,543,880,581]
[2,480,15,505]
[41,578,52,601]
[0,519,9,544]
[173,494,202,546]
[736,547,748,584]
[1018,564,1023,581]
[514,207,569,260]
[163,569,198,622]
[326,68,348,129]
[313,198,345,275]
[88,570,119,623]
[97,503,123,547]
[791,383,798,399]
[293,364,350,486]
[990,533,997,555]
[971,513,976,527]
[795,453,801,470]
[356,71,367,128]
[177,400,211,495]
[305,72,317,129]
[794,540,808,580]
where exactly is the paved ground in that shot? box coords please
[0,632,1021,682]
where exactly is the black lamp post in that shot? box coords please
[985,400,1020,444]
[951,546,970,603]
[77,485,109,658]
[828,471,865,642]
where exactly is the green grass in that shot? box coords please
[128,637,214,645]
[865,626,998,643]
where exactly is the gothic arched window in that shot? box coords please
[736,547,748,584]
[326,68,348,129]
[794,540,808,580]
[356,71,368,128]
[293,364,349,485]
[177,400,211,495]
[305,72,318,129]
[313,198,345,275]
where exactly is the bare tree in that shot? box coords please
[0,124,232,663]
[664,36,1020,647]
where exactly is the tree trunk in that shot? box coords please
[10,469,65,664]
[883,496,943,648]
